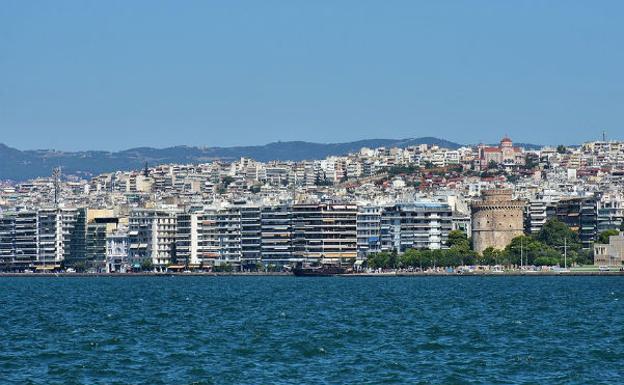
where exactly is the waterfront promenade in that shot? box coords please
[1,270,623,277]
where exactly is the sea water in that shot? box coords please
[0,276,622,384]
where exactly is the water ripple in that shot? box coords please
[0,276,623,384]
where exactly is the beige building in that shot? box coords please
[471,189,525,254]
[478,137,525,168]
[594,233,624,267]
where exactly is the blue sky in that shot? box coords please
[1,1,622,150]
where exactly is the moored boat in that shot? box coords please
[292,264,347,276]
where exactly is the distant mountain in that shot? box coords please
[505,142,543,150]
[0,137,463,181]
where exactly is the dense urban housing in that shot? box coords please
[1,136,624,271]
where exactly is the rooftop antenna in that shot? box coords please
[52,167,61,206]
[143,161,150,177]
[602,130,607,142]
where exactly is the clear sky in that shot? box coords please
[1,1,622,151]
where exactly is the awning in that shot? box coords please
[36,266,56,270]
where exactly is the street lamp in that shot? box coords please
[554,237,569,270]
[510,237,525,269]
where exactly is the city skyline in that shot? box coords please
[2,134,623,273]
[3,3,623,384]
[2,1,623,150]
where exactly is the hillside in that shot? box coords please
[0,137,464,181]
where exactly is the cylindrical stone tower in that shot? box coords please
[471,189,525,254]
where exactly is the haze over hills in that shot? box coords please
[0,137,546,181]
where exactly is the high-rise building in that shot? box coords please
[596,193,624,233]
[13,211,38,269]
[379,202,453,253]
[556,196,597,249]
[356,206,382,259]
[128,208,180,269]
[0,208,87,271]
[0,216,16,269]
[195,207,242,267]
[292,203,357,264]
[260,204,294,264]
[239,205,261,267]
[86,214,121,270]
[175,212,199,268]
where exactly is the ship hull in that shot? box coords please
[292,267,346,276]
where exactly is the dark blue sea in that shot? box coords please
[1,276,623,384]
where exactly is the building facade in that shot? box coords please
[594,232,624,267]
[471,189,525,254]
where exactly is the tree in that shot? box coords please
[575,248,593,266]
[505,235,559,266]
[367,251,397,269]
[598,229,619,244]
[505,235,532,265]
[523,154,539,170]
[367,252,391,269]
[387,251,399,269]
[388,165,419,177]
[487,160,499,170]
[221,176,235,187]
[399,249,420,268]
[72,261,87,273]
[439,248,462,267]
[419,250,434,269]
[214,263,234,272]
[480,247,503,266]
[140,259,154,272]
[556,145,567,154]
[504,237,564,266]
[534,256,560,266]
[461,251,478,266]
[447,230,470,251]
[536,219,581,252]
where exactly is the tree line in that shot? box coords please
[367,219,609,269]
